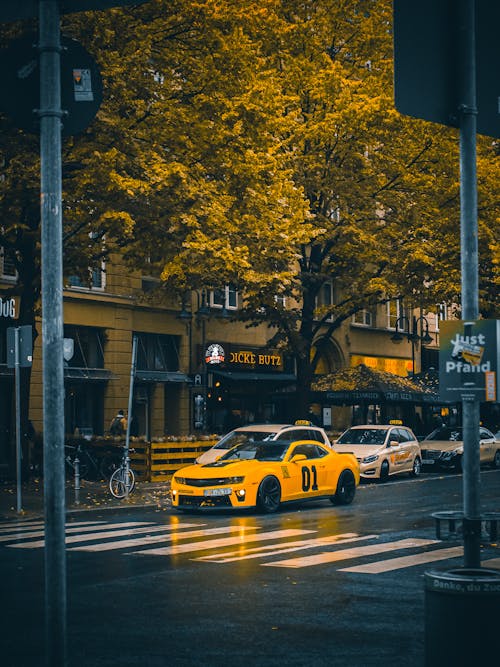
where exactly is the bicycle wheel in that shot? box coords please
[109,466,135,499]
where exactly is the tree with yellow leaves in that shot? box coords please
[1,0,498,422]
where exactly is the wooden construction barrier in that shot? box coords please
[150,440,216,482]
[129,440,149,481]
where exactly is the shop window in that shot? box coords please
[136,333,181,372]
[210,285,238,310]
[65,383,104,437]
[63,325,105,368]
[63,326,107,436]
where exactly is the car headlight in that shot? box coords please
[441,448,461,460]
[174,476,186,485]
[225,476,245,484]
[362,454,379,464]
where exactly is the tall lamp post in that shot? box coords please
[178,289,229,432]
[391,314,433,375]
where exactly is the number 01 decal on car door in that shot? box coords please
[301,465,318,492]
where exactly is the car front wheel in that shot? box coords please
[491,450,500,469]
[257,476,281,513]
[379,460,390,482]
[331,470,356,505]
[410,456,422,477]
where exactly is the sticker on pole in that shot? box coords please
[73,68,94,102]
[439,320,499,402]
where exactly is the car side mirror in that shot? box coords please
[389,440,399,448]
[291,454,307,463]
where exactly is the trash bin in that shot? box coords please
[425,567,500,666]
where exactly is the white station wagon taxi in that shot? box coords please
[332,422,422,481]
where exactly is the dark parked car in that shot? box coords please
[420,426,500,471]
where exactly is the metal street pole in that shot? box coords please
[39,1,67,664]
[458,0,481,569]
[124,334,137,498]
[14,327,23,513]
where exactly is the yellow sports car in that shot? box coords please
[171,439,360,513]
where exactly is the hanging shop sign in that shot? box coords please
[203,343,284,371]
[0,296,17,319]
[439,320,499,402]
[204,343,225,365]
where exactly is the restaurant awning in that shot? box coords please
[212,370,297,383]
[64,368,114,382]
[135,370,190,383]
[311,364,443,405]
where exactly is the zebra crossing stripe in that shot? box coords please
[482,557,500,570]
[195,533,377,563]
[0,520,117,543]
[0,520,45,532]
[340,546,463,573]
[262,538,438,568]
[0,519,104,534]
[72,524,246,552]
[7,521,180,549]
[133,528,315,557]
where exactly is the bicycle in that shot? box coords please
[65,442,107,481]
[109,447,135,498]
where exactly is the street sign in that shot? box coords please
[439,319,499,402]
[7,325,33,368]
[0,34,103,136]
[0,1,148,22]
[393,0,500,138]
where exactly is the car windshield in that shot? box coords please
[219,442,289,462]
[213,430,278,450]
[337,428,388,445]
[425,427,463,441]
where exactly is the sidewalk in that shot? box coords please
[0,476,172,521]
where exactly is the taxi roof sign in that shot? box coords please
[0,1,147,22]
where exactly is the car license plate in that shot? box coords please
[203,487,232,497]
[422,459,435,465]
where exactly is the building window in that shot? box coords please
[387,299,406,330]
[316,282,334,322]
[435,303,449,331]
[0,247,16,280]
[352,309,373,327]
[274,294,287,308]
[67,263,105,291]
[136,333,181,372]
[210,285,238,310]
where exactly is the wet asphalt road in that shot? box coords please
[1,469,499,667]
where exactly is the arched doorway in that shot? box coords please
[312,337,344,375]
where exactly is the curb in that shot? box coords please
[0,479,172,521]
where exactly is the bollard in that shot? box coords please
[74,455,80,505]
